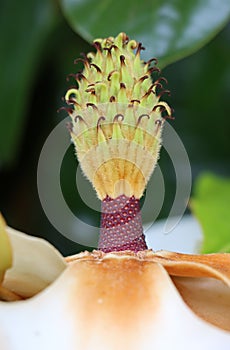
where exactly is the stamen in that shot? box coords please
[97,116,106,129]
[136,42,145,56]
[155,119,162,133]
[137,114,150,126]
[130,99,141,104]
[153,103,174,120]
[157,89,171,98]
[93,41,102,52]
[152,104,166,113]
[85,87,96,93]
[65,98,77,105]
[144,57,158,66]
[104,45,118,54]
[110,96,116,102]
[57,107,73,114]
[138,75,149,83]
[90,63,102,73]
[113,114,124,122]
[86,103,98,110]
[80,52,89,60]
[76,73,88,82]
[142,90,152,98]
[120,55,126,65]
[165,114,175,120]
[107,70,116,81]
[141,84,156,98]
[148,66,161,75]
[74,58,85,64]
[156,77,168,85]
[74,115,85,123]
[120,32,129,43]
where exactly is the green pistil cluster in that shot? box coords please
[65,32,171,116]
[65,32,172,200]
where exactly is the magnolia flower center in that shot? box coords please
[65,32,172,252]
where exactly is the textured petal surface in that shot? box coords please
[0,251,229,349]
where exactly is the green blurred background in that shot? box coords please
[0,0,229,255]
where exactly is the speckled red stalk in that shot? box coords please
[99,195,148,252]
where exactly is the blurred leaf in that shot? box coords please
[0,0,59,165]
[190,173,230,253]
[61,0,230,67]
[163,23,230,170]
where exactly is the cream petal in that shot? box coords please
[2,227,67,298]
[0,252,229,350]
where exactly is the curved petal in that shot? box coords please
[0,215,12,283]
[2,227,67,298]
[0,252,229,349]
[152,250,230,286]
